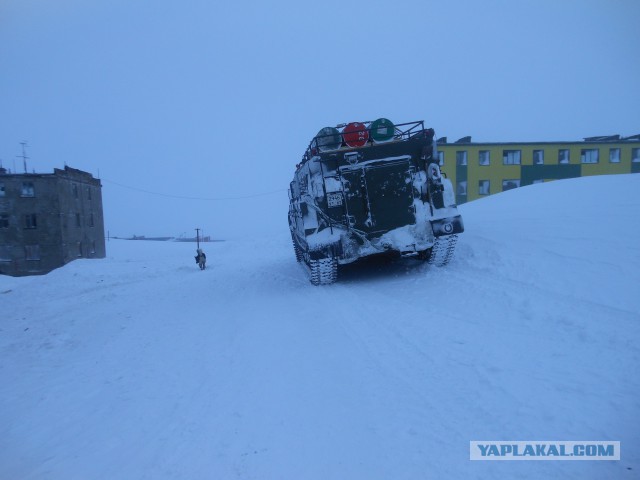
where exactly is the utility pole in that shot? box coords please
[195,228,201,250]
[18,141,29,173]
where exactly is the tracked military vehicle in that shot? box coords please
[288,118,463,285]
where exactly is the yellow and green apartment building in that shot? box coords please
[436,134,640,204]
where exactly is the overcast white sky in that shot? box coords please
[1,0,638,239]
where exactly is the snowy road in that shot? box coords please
[1,174,639,479]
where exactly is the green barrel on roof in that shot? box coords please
[370,118,395,143]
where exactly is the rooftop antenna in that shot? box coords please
[18,141,29,173]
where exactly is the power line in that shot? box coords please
[102,178,287,201]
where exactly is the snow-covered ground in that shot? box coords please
[1,174,639,480]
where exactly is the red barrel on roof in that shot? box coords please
[342,122,369,148]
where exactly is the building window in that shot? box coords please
[502,179,520,191]
[609,148,621,163]
[0,213,8,228]
[479,151,490,166]
[609,148,620,163]
[533,150,544,165]
[73,184,78,198]
[87,187,92,200]
[24,213,37,229]
[25,245,40,261]
[0,246,11,261]
[437,151,444,166]
[89,213,95,227]
[91,241,96,254]
[457,181,467,196]
[632,148,640,163]
[581,148,599,164]
[77,242,83,257]
[478,180,490,195]
[456,151,468,166]
[503,150,521,165]
[21,182,35,197]
[0,183,5,197]
[75,213,81,227]
[558,149,570,164]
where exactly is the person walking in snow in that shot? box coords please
[195,248,206,270]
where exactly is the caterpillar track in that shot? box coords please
[309,257,338,285]
[291,233,304,263]
[427,235,458,267]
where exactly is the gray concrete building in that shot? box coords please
[0,165,106,276]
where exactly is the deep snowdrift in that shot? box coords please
[1,174,639,480]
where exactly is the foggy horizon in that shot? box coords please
[2,0,638,238]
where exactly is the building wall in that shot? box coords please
[54,167,106,264]
[0,174,64,275]
[0,166,105,276]
[438,139,639,204]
